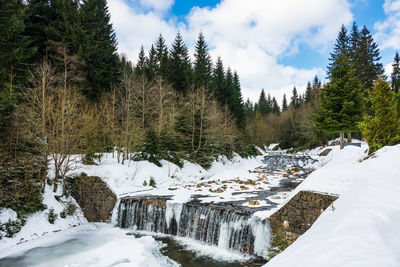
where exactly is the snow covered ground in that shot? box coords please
[266,144,400,267]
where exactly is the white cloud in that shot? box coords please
[108,0,353,102]
[375,0,400,50]
[137,0,175,15]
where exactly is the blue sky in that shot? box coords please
[108,0,400,102]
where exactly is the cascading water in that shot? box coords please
[115,197,270,258]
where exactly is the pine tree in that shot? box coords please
[146,44,157,80]
[258,89,270,115]
[25,0,51,63]
[349,22,359,62]
[391,52,400,94]
[290,86,300,108]
[154,34,169,78]
[193,32,212,91]
[312,75,321,96]
[168,32,192,94]
[211,57,226,105]
[314,53,364,149]
[272,97,280,115]
[327,25,349,78]
[353,26,384,94]
[232,71,245,126]
[135,46,146,77]
[45,0,81,69]
[0,0,34,129]
[80,0,120,100]
[359,78,400,154]
[305,81,312,102]
[282,94,288,111]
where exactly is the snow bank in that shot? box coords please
[266,144,400,267]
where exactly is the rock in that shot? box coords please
[283,220,290,229]
[248,200,260,206]
[68,175,117,222]
[319,148,332,156]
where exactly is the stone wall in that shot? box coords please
[269,190,338,244]
[69,175,117,222]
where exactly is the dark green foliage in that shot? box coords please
[80,0,120,100]
[235,143,258,158]
[327,24,349,78]
[353,26,384,94]
[66,202,77,215]
[258,89,271,115]
[143,180,147,186]
[211,57,226,104]
[154,34,169,78]
[149,177,156,187]
[193,32,212,90]
[168,32,192,94]
[391,52,400,94]
[60,210,66,218]
[282,94,288,111]
[290,87,300,109]
[3,218,24,238]
[359,78,400,154]
[47,208,57,224]
[315,53,364,133]
[272,97,280,115]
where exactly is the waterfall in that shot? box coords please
[116,197,270,258]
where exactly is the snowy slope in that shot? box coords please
[266,145,400,267]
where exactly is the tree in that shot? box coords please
[272,97,280,115]
[359,78,400,154]
[211,57,226,105]
[0,0,34,129]
[349,22,360,62]
[168,31,191,94]
[231,71,245,126]
[314,53,364,149]
[154,34,169,78]
[290,86,300,108]
[282,94,288,111]
[258,89,270,115]
[327,25,349,78]
[80,0,120,100]
[305,81,312,103]
[193,32,212,91]
[353,26,384,94]
[391,52,400,94]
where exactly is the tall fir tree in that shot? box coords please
[290,86,300,108]
[282,94,288,111]
[305,81,313,102]
[211,57,226,105]
[193,32,212,91]
[168,31,192,94]
[314,53,364,149]
[258,89,270,115]
[353,26,384,94]
[135,46,146,77]
[232,71,245,126]
[272,97,280,115]
[327,25,349,78]
[391,52,400,94]
[349,22,360,62]
[154,34,169,78]
[80,0,120,100]
[146,44,157,80]
[0,0,34,129]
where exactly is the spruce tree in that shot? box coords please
[80,0,120,100]
[359,78,400,154]
[193,32,212,91]
[258,89,270,115]
[154,34,169,78]
[232,71,245,126]
[211,57,226,105]
[327,25,349,78]
[282,94,288,111]
[391,52,400,94]
[146,44,157,80]
[0,0,34,129]
[290,86,300,108]
[305,81,312,102]
[135,46,146,77]
[168,31,191,94]
[272,97,280,115]
[312,75,321,96]
[354,26,384,94]
[349,22,359,62]
[314,53,364,149]
[25,0,51,63]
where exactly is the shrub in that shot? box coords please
[66,203,77,215]
[149,177,156,187]
[60,210,66,218]
[47,208,57,224]
[268,227,289,259]
[4,218,24,238]
[143,180,148,186]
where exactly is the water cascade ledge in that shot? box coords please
[115,196,271,258]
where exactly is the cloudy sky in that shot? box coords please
[108,0,400,103]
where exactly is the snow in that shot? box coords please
[0,209,17,225]
[266,144,400,267]
[0,224,178,267]
[0,184,87,250]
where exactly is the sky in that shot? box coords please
[107,0,400,103]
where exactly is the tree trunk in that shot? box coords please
[340,131,344,150]
[347,132,352,143]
